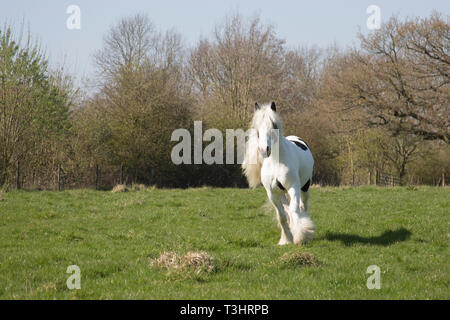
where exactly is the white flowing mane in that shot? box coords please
[242,103,283,188]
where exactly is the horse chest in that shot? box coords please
[261,160,289,191]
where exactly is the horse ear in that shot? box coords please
[270,102,276,111]
[254,102,260,111]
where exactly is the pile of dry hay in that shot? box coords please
[150,251,215,274]
[112,184,156,193]
[112,184,128,193]
[280,252,319,267]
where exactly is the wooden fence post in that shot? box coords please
[95,164,99,190]
[442,171,445,187]
[120,164,124,185]
[16,160,21,190]
[57,164,61,191]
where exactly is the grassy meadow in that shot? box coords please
[0,186,448,299]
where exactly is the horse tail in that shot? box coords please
[294,216,315,244]
[281,193,315,244]
[242,129,262,188]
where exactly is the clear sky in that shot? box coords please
[1,0,449,84]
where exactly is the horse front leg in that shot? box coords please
[287,186,315,244]
[267,190,293,245]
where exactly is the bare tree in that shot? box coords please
[189,13,286,121]
[94,13,184,85]
[356,14,449,143]
[382,134,419,183]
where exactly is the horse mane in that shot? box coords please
[242,103,283,188]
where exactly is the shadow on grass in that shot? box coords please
[324,228,412,246]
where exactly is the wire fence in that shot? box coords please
[376,171,401,186]
[8,161,445,190]
[13,161,143,191]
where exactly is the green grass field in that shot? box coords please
[0,186,448,299]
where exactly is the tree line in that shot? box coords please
[0,11,448,189]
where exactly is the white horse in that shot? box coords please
[242,102,315,245]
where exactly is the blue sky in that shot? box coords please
[1,0,448,83]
